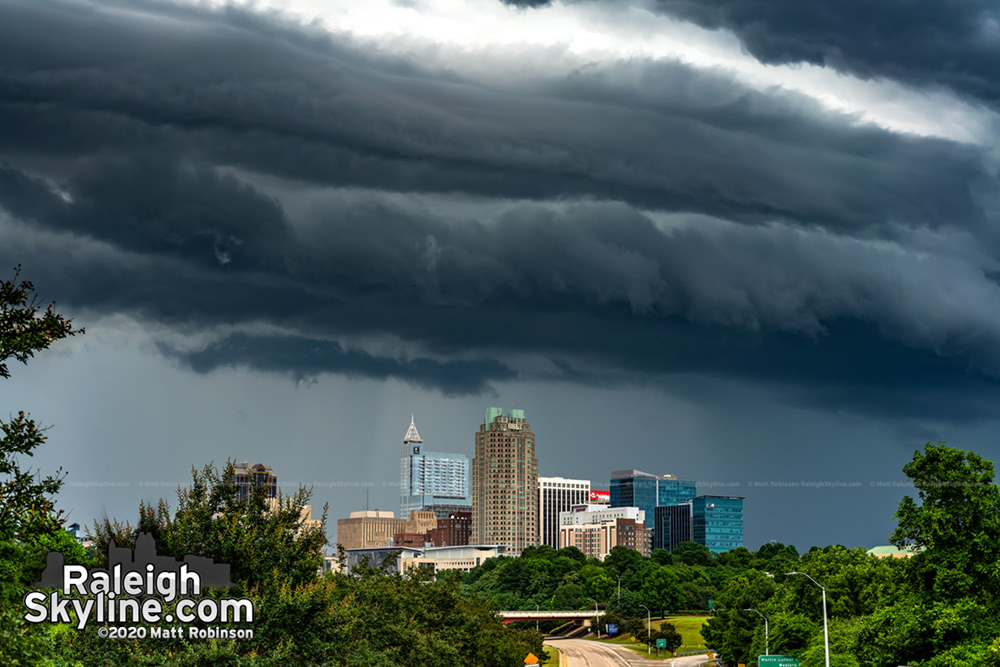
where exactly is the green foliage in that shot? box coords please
[607,590,646,619]
[650,621,682,652]
[0,268,84,667]
[640,566,682,617]
[892,442,1000,602]
[673,541,713,567]
[621,616,647,638]
[89,461,327,594]
[0,267,81,544]
[550,582,584,609]
[650,548,673,566]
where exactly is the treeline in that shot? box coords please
[2,461,547,667]
[699,443,1000,667]
[456,539,800,619]
[456,442,1000,666]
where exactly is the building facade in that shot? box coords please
[610,470,696,517]
[610,470,696,547]
[691,496,744,553]
[558,504,651,559]
[538,477,590,548]
[428,511,472,547]
[232,462,278,501]
[653,503,693,551]
[342,544,506,576]
[336,509,437,550]
[471,407,539,555]
[400,416,471,517]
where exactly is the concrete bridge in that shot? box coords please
[498,610,604,625]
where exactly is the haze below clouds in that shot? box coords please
[2,0,1000,550]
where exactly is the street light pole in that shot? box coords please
[535,604,539,633]
[639,604,651,638]
[788,572,829,667]
[743,608,769,656]
[587,597,601,638]
[616,573,622,599]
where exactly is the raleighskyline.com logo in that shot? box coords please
[23,533,255,639]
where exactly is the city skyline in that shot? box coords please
[4,0,1000,555]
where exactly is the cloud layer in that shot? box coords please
[2,0,1000,419]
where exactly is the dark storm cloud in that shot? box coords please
[643,0,1000,106]
[168,333,516,395]
[3,0,1000,418]
[0,0,993,237]
[6,181,1000,419]
[504,0,1000,108]
[0,158,290,269]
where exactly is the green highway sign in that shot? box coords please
[758,656,801,667]
[656,639,666,648]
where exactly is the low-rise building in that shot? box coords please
[341,544,506,576]
[336,509,437,550]
[558,504,651,559]
[428,511,472,547]
[867,545,921,558]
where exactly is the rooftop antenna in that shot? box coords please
[366,489,369,512]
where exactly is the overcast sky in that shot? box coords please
[3,0,1000,553]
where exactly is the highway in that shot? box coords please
[545,638,712,667]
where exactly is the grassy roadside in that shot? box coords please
[588,615,714,660]
[541,645,563,666]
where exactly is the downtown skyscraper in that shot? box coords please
[471,407,538,554]
[400,416,470,518]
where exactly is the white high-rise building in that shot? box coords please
[400,416,470,517]
[538,477,590,548]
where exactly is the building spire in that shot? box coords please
[403,414,423,444]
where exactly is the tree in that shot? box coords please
[640,565,683,617]
[651,622,683,652]
[891,442,1000,602]
[0,267,82,667]
[90,460,327,593]
[673,541,713,567]
[607,589,647,619]
[551,583,585,609]
[0,267,81,543]
[622,616,647,638]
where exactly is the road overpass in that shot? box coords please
[498,610,604,625]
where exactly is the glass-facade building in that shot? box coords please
[610,470,696,546]
[401,417,470,517]
[653,503,693,551]
[692,495,744,553]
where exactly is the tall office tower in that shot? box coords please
[610,470,696,547]
[653,503,693,551]
[232,462,278,501]
[692,496,745,553]
[610,470,696,519]
[471,407,538,554]
[400,416,470,517]
[538,477,590,548]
